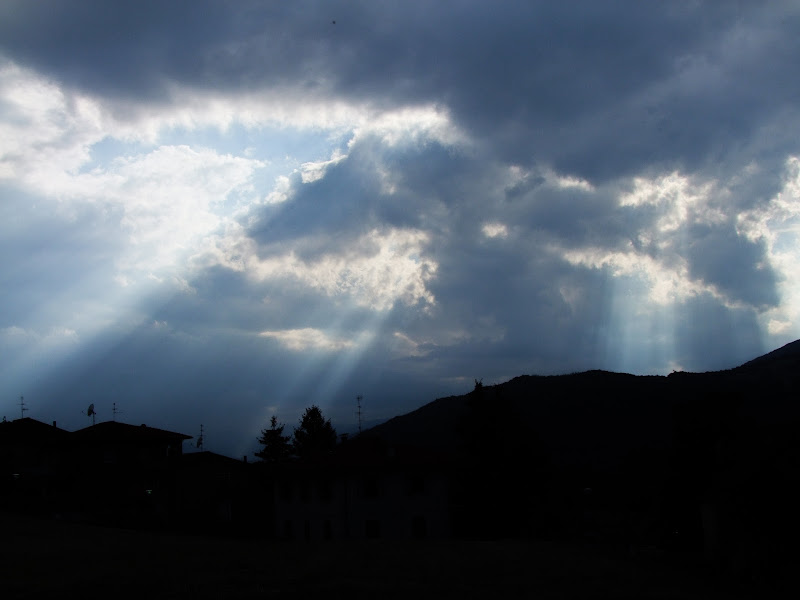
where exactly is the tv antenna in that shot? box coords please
[112,402,123,421]
[19,395,28,419]
[87,403,96,425]
[356,395,363,434]
[196,424,204,451]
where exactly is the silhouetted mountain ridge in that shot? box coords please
[367,340,800,471]
[736,338,800,370]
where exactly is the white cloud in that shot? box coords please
[300,149,347,183]
[561,245,709,306]
[567,167,789,312]
[264,175,293,206]
[767,318,791,335]
[0,61,106,181]
[558,158,800,321]
[619,171,718,233]
[738,156,800,338]
[45,144,264,283]
[736,156,800,245]
[259,328,355,352]
[0,61,267,284]
[481,222,508,239]
[199,226,438,311]
[553,174,594,192]
[504,164,595,196]
[349,104,467,149]
[1,59,468,297]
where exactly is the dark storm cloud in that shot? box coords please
[255,136,474,240]
[0,0,245,99]
[686,224,779,309]
[251,161,383,251]
[244,102,787,363]
[253,141,618,375]
[4,1,798,179]
[505,174,545,201]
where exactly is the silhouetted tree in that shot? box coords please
[293,405,337,458]
[255,416,292,462]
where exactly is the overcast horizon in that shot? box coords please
[2,1,799,458]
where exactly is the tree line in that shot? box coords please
[255,405,337,461]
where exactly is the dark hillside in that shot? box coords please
[736,338,800,370]
[369,371,675,472]
[367,341,800,468]
[366,341,800,572]
[366,393,468,452]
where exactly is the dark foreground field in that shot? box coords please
[0,512,783,599]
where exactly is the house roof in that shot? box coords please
[0,417,69,444]
[70,421,192,443]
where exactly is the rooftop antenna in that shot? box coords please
[87,403,96,425]
[19,395,28,419]
[196,424,204,451]
[112,402,123,421]
[356,395,363,434]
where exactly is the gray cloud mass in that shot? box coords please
[1,2,799,457]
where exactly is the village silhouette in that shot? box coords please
[2,340,799,595]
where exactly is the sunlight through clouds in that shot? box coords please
[561,245,705,306]
[199,226,438,311]
[0,58,459,307]
[2,1,800,453]
[349,105,467,149]
[619,171,718,233]
[737,156,800,340]
[300,149,348,184]
[258,328,356,352]
[0,60,105,181]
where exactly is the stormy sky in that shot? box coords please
[2,1,799,458]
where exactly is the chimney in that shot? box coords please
[52,421,57,427]
[243,456,248,463]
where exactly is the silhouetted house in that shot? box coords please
[272,437,452,541]
[175,451,264,535]
[699,419,800,583]
[67,421,192,526]
[0,418,69,512]
[70,421,190,463]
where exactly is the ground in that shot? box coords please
[0,511,785,599]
